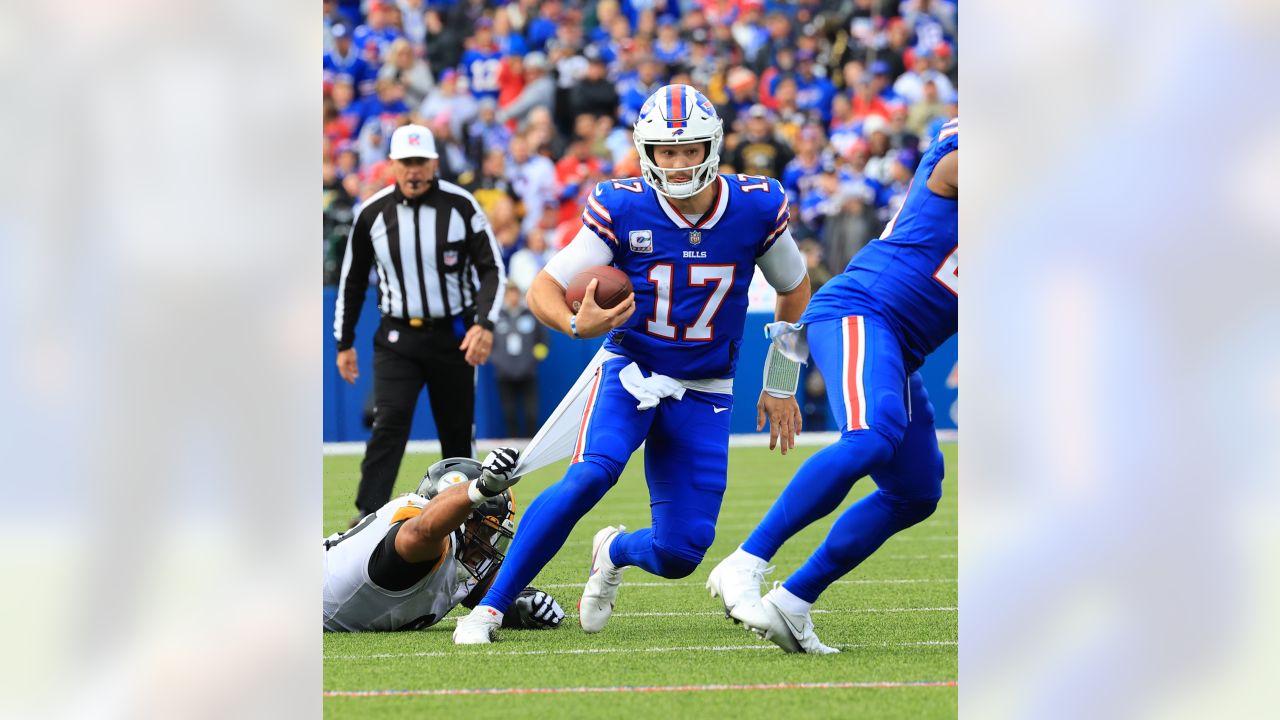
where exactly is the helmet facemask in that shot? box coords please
[417,457,516,589]
[633,84,724,200]
[458,510,513,585]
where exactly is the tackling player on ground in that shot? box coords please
[324,448,565,632]
[454,84,812,644]
[706,118,958,653]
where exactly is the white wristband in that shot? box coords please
[467,479,488,506]
[762,343,802,398]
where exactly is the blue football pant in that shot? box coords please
[479,357,732,612]
[742,315,944,603]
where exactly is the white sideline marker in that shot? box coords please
[322,430,958,456]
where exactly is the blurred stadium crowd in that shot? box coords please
[322,0,958,292]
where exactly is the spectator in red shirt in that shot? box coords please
[554,137,602,226]
[700,0,742,27]
[326,77,361,142]
[498,52,556,132]
[497,54,527,114]
[849,72,891,122]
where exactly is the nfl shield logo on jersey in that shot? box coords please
[688,231,702,246]
[444,250,459,267]
[629,230,654,253]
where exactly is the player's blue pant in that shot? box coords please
[741,315,944,603]
[480,356,733,613]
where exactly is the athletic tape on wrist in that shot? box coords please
[763,343,801,398]
[467,479,488,506]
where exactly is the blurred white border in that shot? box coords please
[963,0,1280,717]
[0,1,319,717]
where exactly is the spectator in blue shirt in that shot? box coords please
[350,78,409,138]
[466,98,514,170]
[460,17,504,102]
[324,23,377,97]
[353,1,404,66]
[492,10,528,57]
[869,61,903,104]
[617,56,665,128]
[652,17,687,66]
[589,0,621,45]
[781,129,830,207]
[526,0,564,52]
[793,49,837,125]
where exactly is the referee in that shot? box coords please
[335,123,505,520]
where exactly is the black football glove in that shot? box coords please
[502,586,565,630]
[476,447,520,497]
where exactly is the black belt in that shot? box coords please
[384,315,448,330]
[383,312,473,330]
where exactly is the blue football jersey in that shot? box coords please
[460,49,504,100]
[581,174,791,380]
[802,118,958,370]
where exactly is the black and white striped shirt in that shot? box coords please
[334,180,506,350]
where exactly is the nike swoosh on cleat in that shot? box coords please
[780,614,804,637]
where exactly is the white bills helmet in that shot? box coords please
[633,84,724,199]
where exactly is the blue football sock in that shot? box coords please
[479,460,615,612]
[741,430,894,561]
[784,489,938,602]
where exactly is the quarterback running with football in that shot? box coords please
[706,118,959,653]
[454,84,812,644]
[324,448,565,632]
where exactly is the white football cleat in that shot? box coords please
[754,585,840,654]
[578,525,626,633]
[706,549,773,630]
[453,605,502,645]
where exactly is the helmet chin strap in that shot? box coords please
[660,177,697,199]
[650,158,716,199]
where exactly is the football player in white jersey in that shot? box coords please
[323,448,565,632]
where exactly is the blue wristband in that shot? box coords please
[569,314,581,339]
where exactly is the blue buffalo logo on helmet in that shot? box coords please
[632,84,724,200]
[638,95,657,122]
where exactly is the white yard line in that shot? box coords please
[324,679,958,697]
[325,640,958,662]
[435,607,958,623]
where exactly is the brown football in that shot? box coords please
[565,266,633,312]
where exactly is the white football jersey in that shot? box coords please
[323,494,477,632]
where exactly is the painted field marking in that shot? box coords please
[324,679,958,697]
[323,431,957,456]
[326,640,957,661]
[436,606,958,623]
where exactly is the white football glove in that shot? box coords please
[476,447,520,497]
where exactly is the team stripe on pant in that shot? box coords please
[841,316,869,431]
[571,366,605,464]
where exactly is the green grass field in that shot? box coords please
[324,442,957,718]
